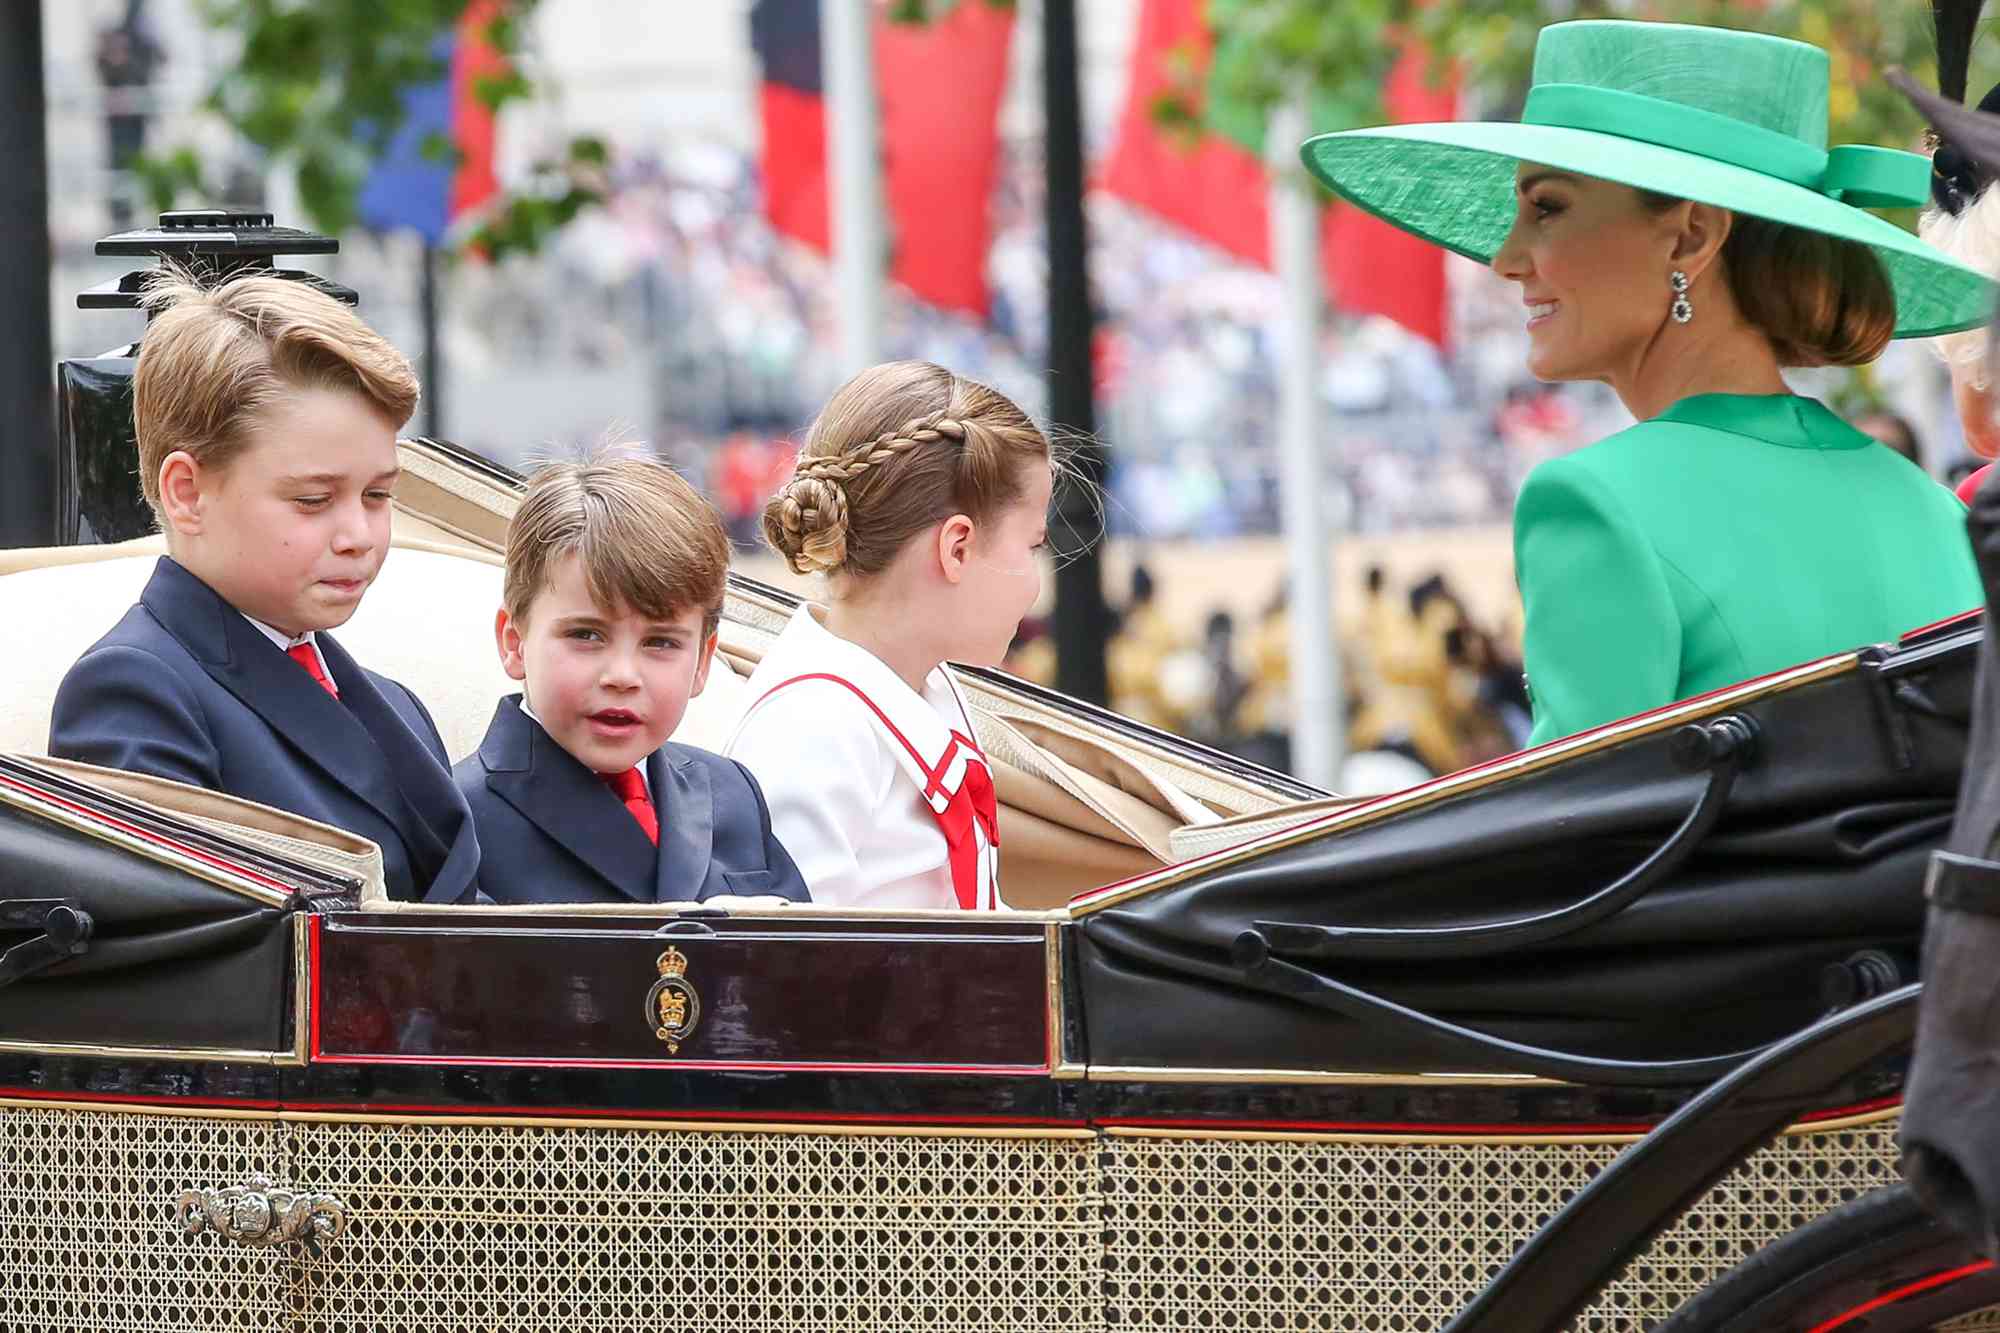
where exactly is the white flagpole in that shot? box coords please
[1268,96,1342,790]
[821,0,885,373]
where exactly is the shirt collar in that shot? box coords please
[518,695,651,796]
[241,613,332,678]
[778,604,979,775]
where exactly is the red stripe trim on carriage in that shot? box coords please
[308,910,323,1059]
[307,919,1044,1074]
[0,1086,288,1111]
[0,771,292,894]
[312,1053,1052,1074]
[1807,1259,1997,1332]
[0,1086,1081,1126]
[1096,1097,1903,1137]
[1900,606,1982,643]
[0,1084,1901,1133]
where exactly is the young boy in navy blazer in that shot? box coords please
[49,270,480,904]
[454,456,808,906]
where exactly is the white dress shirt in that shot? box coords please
[241,614,335,686]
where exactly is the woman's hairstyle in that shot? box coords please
[763,361,1052,578]
[1637,191,1896,367]
[504,453,731,636]
[133,266,420,521]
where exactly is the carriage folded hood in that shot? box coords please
[1079,626,1973,1075]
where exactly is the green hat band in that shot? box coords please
[1522,83,1929,208]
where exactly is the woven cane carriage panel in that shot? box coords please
[290,1120,1101,1333]
[0,1105,290,1333]
[1102,1118,1903,1332]
[1575,1118,1902,1329]
[1102,1134,1627,1331]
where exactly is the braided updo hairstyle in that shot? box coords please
[763,361,1052,579]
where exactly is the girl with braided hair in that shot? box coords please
[724,361,1054,910]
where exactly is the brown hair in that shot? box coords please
[1639,191,1896,366]
[133,267,420,520]
[763,360,1052,578]
[503,454,730,636]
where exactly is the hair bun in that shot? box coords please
[763,475,851,576]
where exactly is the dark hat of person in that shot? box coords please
[1899,2,2000,214]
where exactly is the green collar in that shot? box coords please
[1650,392,1868,451]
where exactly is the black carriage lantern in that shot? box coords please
[55,209,355,546]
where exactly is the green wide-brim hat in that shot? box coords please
[1300,20,1993,339]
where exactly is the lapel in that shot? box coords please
[650,746,715,903]
[480,696,658,902]
[140,558,434,852]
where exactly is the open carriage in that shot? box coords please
[1,216,1995,1331]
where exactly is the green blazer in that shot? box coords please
[1515,392,1979,747]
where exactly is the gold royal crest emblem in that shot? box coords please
[644,947,701,1053]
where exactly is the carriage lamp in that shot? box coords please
[53,209,354,546]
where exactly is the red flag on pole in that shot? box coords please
[1098,0,1456,347]
[751,0,1015,317]
[1318,41,1456,346]
[1097,0,1271,268]
[449,0,505,219]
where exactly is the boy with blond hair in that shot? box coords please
[454,456,807,905]
[50,271,480,904]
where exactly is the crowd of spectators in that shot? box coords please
[441,137,1634,545]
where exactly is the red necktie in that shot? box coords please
[287,642,338,698]
[602,768,659,846]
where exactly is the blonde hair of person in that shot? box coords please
[1920,187,2000,389]
[133,267,420,522]
[504,454,731,637]
[763,360,1052,579]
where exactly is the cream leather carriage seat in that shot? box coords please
[0,535,755,762]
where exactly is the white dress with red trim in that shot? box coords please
[725,605,1001,911]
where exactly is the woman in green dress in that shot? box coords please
[1301,20,1994,746]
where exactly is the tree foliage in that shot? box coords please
[1196,0,1998,164]
[133,0,605,259]
[138,0,1016,258]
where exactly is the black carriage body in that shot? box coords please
[0,610,1973,1331]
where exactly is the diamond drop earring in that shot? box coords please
[1670,270,1693,324]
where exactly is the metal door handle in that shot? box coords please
[176,1174,347,1256]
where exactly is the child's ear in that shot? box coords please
[935,514,977,585]
[495,607,528,681]
[689,628,720,697]
[157,451,206,536]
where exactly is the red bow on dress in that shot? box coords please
[934,744,998,911]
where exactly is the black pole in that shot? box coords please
[0,1,54,548]
[1041,0,1109,704]
[420,241,442,438]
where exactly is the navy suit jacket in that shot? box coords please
[49,557,481,904]
[454,695,809,906]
